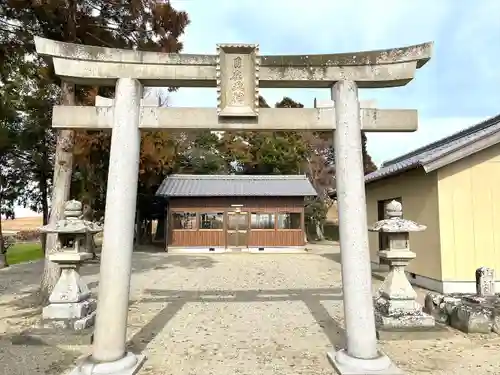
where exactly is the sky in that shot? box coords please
[13,0,500,217]
[167,0,500,164]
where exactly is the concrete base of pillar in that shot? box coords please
[69,352,146,375]
[327,349,403,375]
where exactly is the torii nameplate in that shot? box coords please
[216,44,260,118]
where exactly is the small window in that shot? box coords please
[199,212,224,229]
[250,213,275,229]
[172,212,197,230]
[277,212,301,229]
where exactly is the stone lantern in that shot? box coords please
[368,200,435,330]
[39,200,103,330]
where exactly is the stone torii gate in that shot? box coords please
[35,37,432,375]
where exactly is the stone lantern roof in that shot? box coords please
[39,200,103,234]
[368,200,426,233]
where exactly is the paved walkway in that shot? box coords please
[1,245,500,374]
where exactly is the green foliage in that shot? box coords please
[224,97,315,175]
[361,132,377,174]
[0,1,378,225]
[0,0,191,217]
[304,196,327,226]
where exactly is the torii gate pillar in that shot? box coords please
[329,80,402,374]
[91,78,143,365]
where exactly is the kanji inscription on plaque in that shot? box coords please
[216,44,259,117]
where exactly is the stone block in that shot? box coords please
[43,310,96,331]
[493,314,500,335]
[476,266,496,297]
[423,292,461,324]
[74,311,96,330]
[49,268,91,303]
[43,299,96,320]
[443,296,461,314]
[375,309,435,330]
[423,292,443,314]
[449,304,493,333]
[375,296,422,316]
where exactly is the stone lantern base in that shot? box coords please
[42,252,96,331]
[374,296,436,330]
[373,250,435,331]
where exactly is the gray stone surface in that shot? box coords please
[216,44,259,117]
[43,299,96,320]
[370,200,435,332]
[450,304,493,334]
[34,37,432,88]
[39,199,103,236]
[51,103,419,132]
[476,267,496,297]
[493,315,500,334]
[91,78,143,364]
[332,79,380,364]
[375,307,435,330]
[48,268,91,304]
[424,293,458,324]
[43,310,96,331]
[39,200,100,332]
[424,291,500,334]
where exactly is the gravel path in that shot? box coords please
[1,247,500,375]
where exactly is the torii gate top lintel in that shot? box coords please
[34,37,433,89]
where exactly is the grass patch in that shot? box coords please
[6,242,44,265]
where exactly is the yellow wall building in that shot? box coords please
[365,115,500,294]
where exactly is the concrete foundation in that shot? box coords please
[69,353,146,375]
[327,350,403,375]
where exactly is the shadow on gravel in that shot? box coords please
[129,287,346,353]
[0,332,84,375]
[320,253,342,264]
[0,253,218,309]
[0,253,218,374]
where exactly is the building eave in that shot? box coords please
[360,114,500,187]
[422,129,500,173]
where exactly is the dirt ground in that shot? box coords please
[2,216,43,233]
[1,244,500,375]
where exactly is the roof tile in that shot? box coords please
[365,114,500,184]
[156,174,317,197]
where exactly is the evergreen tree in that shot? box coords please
[0,0,190,302]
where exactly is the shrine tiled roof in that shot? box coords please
[156,174,317,197]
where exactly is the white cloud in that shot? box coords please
[165,0,499,167]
